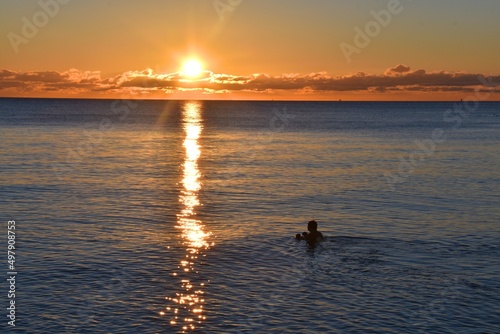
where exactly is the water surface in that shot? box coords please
[1,99,499,333]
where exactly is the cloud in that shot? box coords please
[0,69,104,94]
[0,66,499,98]
[385,64,411,75]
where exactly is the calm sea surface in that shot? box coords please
[1,99,499,333]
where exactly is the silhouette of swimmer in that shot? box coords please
[295,220,324,245]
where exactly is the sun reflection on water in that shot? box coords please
[164,101,211,332]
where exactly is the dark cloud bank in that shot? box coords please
[1,65,498,98]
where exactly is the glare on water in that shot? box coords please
[164,101,211,332]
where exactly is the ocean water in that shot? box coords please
[1,98,499,333]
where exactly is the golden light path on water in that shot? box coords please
[163,101,212,332]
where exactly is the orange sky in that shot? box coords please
[1,0,499,100]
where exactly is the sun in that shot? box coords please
[182,59,203,78]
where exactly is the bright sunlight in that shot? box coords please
[182,59,203,78]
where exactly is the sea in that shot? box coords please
[1,98,499,333]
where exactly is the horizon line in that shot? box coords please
[2,96,500,103]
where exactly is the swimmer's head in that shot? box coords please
[307,220,318,232]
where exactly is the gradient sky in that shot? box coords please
[1,0,499,100]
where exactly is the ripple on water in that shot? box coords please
[191,235,500,333]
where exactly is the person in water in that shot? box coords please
[295,220,324,245]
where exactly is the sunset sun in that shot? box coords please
[182,59,203,78]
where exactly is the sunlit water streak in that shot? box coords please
[164,101,211,332]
